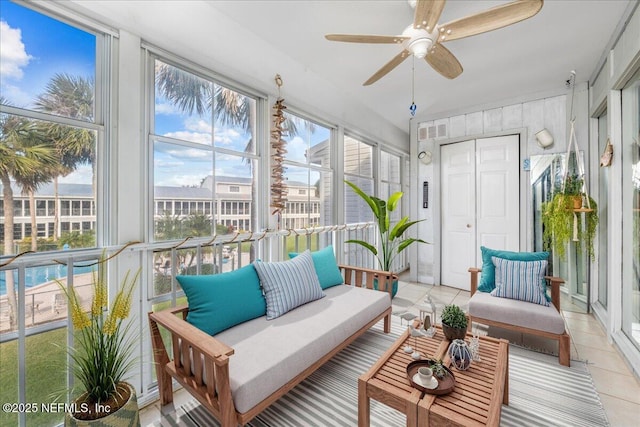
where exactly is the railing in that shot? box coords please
[0,223,386,336]
[0,221,414,424]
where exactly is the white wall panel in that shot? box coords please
[483,108,503,133]
[466,112,483,135]
[522,98,545,156]
[502,104,523,130]
[544,96,567,153]
[449,115,466,138]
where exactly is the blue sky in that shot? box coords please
[0,1,95,108]
[1,1,330,188]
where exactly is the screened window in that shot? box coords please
[151,59,258,242]
[344,136,374,224]
[0,1,100,256]
[380,150,402,224]
[280,112,333,230]
[0,4,107,426]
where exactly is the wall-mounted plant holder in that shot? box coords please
[600,138,613,167]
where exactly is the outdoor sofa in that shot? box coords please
[149,247,392,427]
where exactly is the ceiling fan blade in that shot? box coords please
[364,49,411,86]
[439,0,543,42]
[325,34,408,44]
[425,44,463,79]
[413,0,446,31]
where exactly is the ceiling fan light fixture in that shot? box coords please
[409,38,432,59]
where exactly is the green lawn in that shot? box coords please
[284,234,319,254]
[0,328,67,427]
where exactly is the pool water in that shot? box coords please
[0,265,96,296]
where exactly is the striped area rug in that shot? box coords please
[155,319,608,427]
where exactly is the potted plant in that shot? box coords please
[542,175,599,261]
[58,254,141,427]
[440,304,468,340]
[563,174,584,209]
[344,180,427,297]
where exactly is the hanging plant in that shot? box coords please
[542,194,598,261]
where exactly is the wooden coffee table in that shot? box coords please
[358,326,508,427]
[418,334,509,426]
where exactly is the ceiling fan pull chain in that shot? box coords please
[410,56,417,116]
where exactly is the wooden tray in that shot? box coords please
[406,360,456,395]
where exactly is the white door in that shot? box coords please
[441,140,476,288]
[441,135,519,289]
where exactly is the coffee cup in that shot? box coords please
[417,366,433,383]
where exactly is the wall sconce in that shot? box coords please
[535,129,554,149]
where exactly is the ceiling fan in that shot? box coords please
[325,0,543,85]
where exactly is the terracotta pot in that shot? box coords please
[65,382,140,427]
[441,323,467,341]
[572,195,582,209]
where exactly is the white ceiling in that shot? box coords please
[68,0,635,138]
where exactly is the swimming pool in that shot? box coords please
[0,265,97,296]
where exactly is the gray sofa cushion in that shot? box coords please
[469,290,566,335]
[214,284,390,414]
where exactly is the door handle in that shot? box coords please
[466,224,472,228]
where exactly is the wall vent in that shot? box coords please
[436,123,448,138]
[418,126,429,142]
[418,123,448,141]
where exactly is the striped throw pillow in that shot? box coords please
[254,250,325,320]
[490,257,549,306]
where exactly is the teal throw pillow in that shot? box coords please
[289,245,344,289]
[255,250,325,320]
[176,264,266,336]
[478,246,549,293]
[490,257,550,306]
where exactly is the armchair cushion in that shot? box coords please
[289,245,344,290]
[469,290,565,334]
[254,250,325,320]
[176,264,266,336]
[478,246,549,292]
[490,257,550,306]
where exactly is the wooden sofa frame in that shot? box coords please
[468,268,571,367]
[149,265,393,427]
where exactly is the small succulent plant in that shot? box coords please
[429,359,447,379]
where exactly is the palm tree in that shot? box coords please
[0,100,59,327]
[34,73,95,244]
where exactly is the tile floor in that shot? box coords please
[140,280,640,426]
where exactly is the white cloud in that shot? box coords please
[214,128,244,147]
[184,117,212,133]
[58,164,93,185]
[155,102,181,115]
[163,131,212,145]
[0,83,32,107]
[0,20,32,80]
[286,136,308,162]
[156,145,212,163]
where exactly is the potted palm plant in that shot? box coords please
[58,254,141,427]
[344,180,427,297]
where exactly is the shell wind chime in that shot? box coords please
[270,75,288,219]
